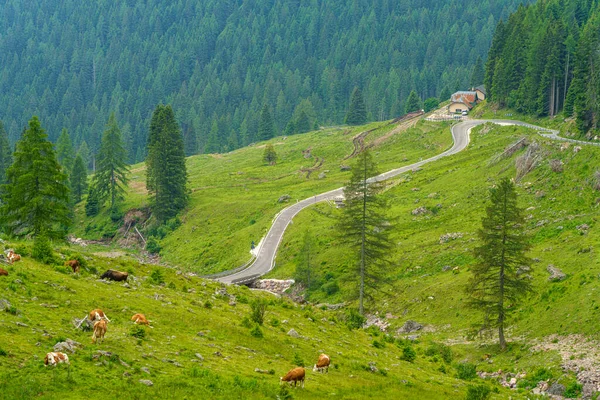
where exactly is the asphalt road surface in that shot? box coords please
[217,119,557,284]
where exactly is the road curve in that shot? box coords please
[216,119,557,284]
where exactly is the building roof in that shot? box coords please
[474,85,486,95]
[450,91,477,107]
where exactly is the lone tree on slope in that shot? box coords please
[337,149,393,315]
[345,87,368,126]
[404,90,422,114]
[466,178,533,351]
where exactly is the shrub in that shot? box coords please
[321,280,339,295]
[32,234,55,264]
[345,309,366,330]
[110,207,124,222]
[149,268,164,285]
[167,282,176,290]
[293,353,305,367]
[278,384,293,400]
[146,237,161,254]
[517,368,552,389]
[6,306,18,315]
[401,345,416,363]
[372,339,385,349]
[0,348,6,356]
[549,159,563,173]
[130,326,146,339]
[425,343,453,364]
[456,362,477,380]
[269,318,280,327]
[564,381,583,398]
[250,298,267,325]
[203,301,213,309]
[241,317,252,328]
[250,325,263,338]
[465,384,491,400]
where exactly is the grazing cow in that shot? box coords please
[6,251,21,264]
[44,352,69,367]
[280,367,305,388]
[100,269,128,282]
[65,259,80,273]
[131,313,150,326]
[313,353,330,373]
[0,268,7,276]
[92,319,107,344]
[89,308,110,323]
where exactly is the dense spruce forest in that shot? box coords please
[0,0,529,164]
[485,0,600,136]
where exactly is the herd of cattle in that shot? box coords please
[1,250,331,388]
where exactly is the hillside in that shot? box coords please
[74,118,453,275]
[0,0,530,162]
[0,246,525,399]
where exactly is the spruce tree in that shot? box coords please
[258,104,275,141]
[470,56,485,87]
[93,113,129,211]
[295,111,311,134]
[70,153,88,204]
[78,140,91,170]
[466,178,532,351]
[345,87,367,126]
[146,104,188,223]
[404,90,422,113]
[337,149,393,315]
[56,128,76,174]
[85,185,100,216]
[0,121,12,185]
[0,116,71,238]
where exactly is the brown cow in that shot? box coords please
[65,259,80,273]
[280,367,305,388]
[89,309,110,323]
[44,352,69,366]
[131,313,150,326]
[0,268,7,276]
[6,251,20,264]
[313,353,330,373]
[100,269,128,282]
[92,319,107,344]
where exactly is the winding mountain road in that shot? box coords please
[217,119,559,284]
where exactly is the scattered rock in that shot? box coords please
[139,380,153,387]
[228,296,237,307]
[411,207,428,216]
[577,224,590,234]
[141,367,151,375]
[574,146,582,153]
[195,353,204,361]
[315,303,346,311]
[363,315,389,332]
[16,322,28,327]
[547,383,565,396]
[368,362,378,373]
[318,172,326,179]
[255,368,271,374]
[516,266,531,276]
[250,279,294,295]
[407,335,420,341]
[120,359,130,368]
[0,299,11,311]
[340,165,351,171]
[123,371,131,377]
[287,329,301,338]
[439,232,463,244]
[174,362,183,368]
[213,351,223,357]
[278,195,291,203]
[14,279,23,285]
[54,339,82,354]
[442,265,452,272]
[398,320,423,333]
[547,265,566,282]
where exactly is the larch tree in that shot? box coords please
[466,178,533,351]
[70,153,88,204]
[337,149,393,315]
[0,116,71,238]
[0,121,12,185]
[345,87,367,125]
[262,144,277,165]
[258,104,275,141]
[404,90,422,113]
[92,113,129,211]
[56,128,76,174]
[146,104,188,223]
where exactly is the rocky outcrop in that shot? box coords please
[54,339,82,354]
[250,279,294,295]
[398,320,423,333]
[363,314,390,332]
[439,232,463,244]
[547,265,566,281]
[278,195,291,203]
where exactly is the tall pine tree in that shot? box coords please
[56,128,76,174]
[345,87,367,125]
[92,113,129,211]
[0,121,12,185]
[70,153,88,204]
[0,116,71,238]
[337,149,394,315]
[404,90,422,113]
[146,105,188,223]
[257,104,275,141]
[467,178,532,351]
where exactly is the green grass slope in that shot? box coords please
[0,248,523,399]
[74,119,453,275]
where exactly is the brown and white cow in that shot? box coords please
[131,313,150,326]
[280,367,305,388]
[100,269,128,282]
[89,308,110,323]
[44,352,69,366]
[6,250,21,264]
[92,319,107,344]
[313,353,330,373]
[0,268,7,276]
[65,259,80,273]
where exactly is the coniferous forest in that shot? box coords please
[0,0,528,163]
[485,0,600,136]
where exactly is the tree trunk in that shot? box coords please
[563,53,570,110]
